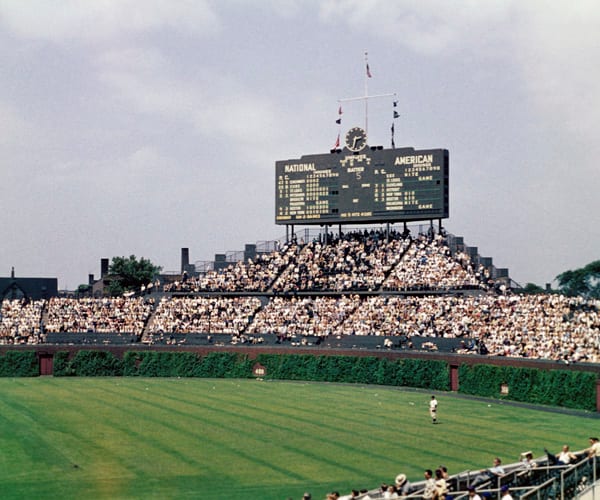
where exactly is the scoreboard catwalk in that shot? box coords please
[275,145,449,225]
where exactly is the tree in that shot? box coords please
[107,255,162,296]
[556,260,600,299]
[521,282,546,295]
[76,284,92,297]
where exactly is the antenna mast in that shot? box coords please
[338,52,396,138]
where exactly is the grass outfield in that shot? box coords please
[0,378,598,500]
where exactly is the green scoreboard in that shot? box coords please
[275,144,449,225]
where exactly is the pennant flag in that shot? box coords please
[391,122,395,149]
[393,110,400,119]
[338,105,343,115]
[366,63,372,78]
[335,118,342,125]
[333,133,340,149]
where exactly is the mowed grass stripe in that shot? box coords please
[90,379,598,479]
[1,378,599,500]
[95,380,370,483]
[10,378,244,498]
[179,382,503,474]
[64,381,240,480]
[121,379,425,478]
[92,379,333,484]
[11,382,189,488]
[0,381,143,499]
[40,380,201,477]
[98,380,588,481]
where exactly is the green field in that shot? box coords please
[0,378,597,499]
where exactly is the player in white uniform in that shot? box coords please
[429,395,438,424]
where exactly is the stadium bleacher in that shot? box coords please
[1,229,598,366]
[327,447,600,499]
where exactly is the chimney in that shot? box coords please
[101,258,109,278]
[181,248,189,274]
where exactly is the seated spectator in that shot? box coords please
[520,451,537,469]
[500,485,513,500]
[586,437,600,458]
[471,457,504,487]
[555,445,578,465]
[383,485,399,499]
[433,467,448,499]
[468,486,482,500]
[395,473,411,496]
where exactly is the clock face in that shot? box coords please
[345,127,367,152]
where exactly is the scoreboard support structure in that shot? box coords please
[283,218,444,247]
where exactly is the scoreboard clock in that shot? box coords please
[275,134,449,225]
[345,127,368,152]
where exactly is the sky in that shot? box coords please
[1,0,599,290]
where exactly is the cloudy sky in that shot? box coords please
[1,0,598,290]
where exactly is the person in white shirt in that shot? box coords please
[557,445,578,464]
[429,395,438,424]
[423,469,436,499]
[587,437,600,458]
[468,486,481,500]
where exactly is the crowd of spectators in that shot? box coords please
[0,299,44,344]
[148,296,262,334]
[271,230,411,292]
[165,229,417,294]
[317,438,600,499]
[1,229,599,363]
[165,243,299,292]
[162,230,486,294]
[382,234,487,291]
[44,297,154,335]
[1,293,599,362]
[453,294,600,363]
[246,295,359,338]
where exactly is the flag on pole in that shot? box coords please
[336,105,342,124]
[391,122,395,149]
[366,63,372,78]
[333,133,340,149]
[393,110,400,119]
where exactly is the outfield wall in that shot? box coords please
[2,345,599,412]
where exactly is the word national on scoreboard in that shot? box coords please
[275,129,449,225]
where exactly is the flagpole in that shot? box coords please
[336,53,397,148]
[364,51,369,135]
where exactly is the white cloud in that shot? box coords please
[318,1,600,151]
[96,53,285,157]
[319,0,512,55]
[0,0,220,41]
[511,2,600,147]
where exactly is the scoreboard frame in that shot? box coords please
[275,146,449,225]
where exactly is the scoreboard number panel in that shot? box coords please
[275,147,449,225]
